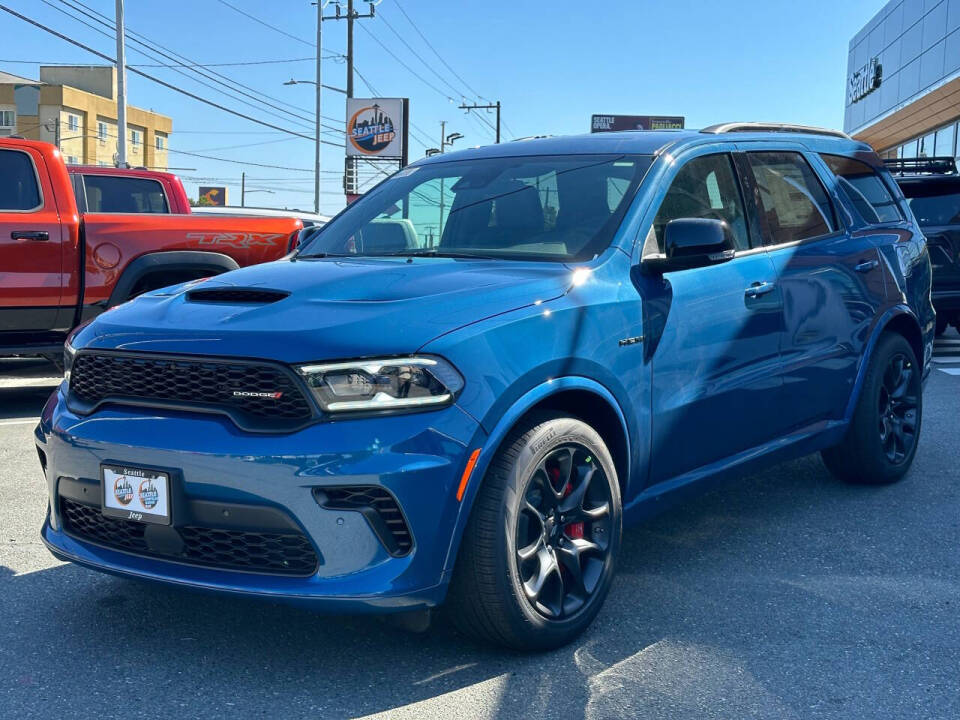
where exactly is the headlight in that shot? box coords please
[296,356,464,413]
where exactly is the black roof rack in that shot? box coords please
[882,156,957,176]
[700,122,851,140]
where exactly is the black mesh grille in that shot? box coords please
[187,288,289,304]
[60,498,318,576]
[69,352,314,430]
[318,486,413,556]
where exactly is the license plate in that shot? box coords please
[101,464,171,525]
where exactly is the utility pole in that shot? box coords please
[313,0,322,214]
[346,0,354,98]
[311,2,375,211]
[241,171,246,207]
[115,0,128,167]
[459,101,502,143]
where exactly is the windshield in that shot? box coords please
[297,154,651,261]
[900,183,960,226]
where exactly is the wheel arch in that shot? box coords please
[106,250,240,307]
[442,377,631,574]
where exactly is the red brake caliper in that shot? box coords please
[555,468,584,540]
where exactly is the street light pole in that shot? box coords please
[313,1,322,215]
[115,0,128,166]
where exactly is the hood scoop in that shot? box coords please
[186,287,290,305]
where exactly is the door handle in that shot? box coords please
[11,230,50,241]
[854,259,879,273]
[745,281,776,298]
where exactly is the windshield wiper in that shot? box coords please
[378,248,497,260]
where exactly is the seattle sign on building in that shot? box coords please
[848,57,882,104]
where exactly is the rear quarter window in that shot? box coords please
[83,175,169,213]
[820,154,902,224]
[0,149,41,211]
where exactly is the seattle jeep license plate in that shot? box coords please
[101,464,171,525]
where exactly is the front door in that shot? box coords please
[643,151,785,485]
[0,146,64,334]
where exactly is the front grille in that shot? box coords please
[316,486,413,556]
[60,498,319,576]
[69,351,314,431]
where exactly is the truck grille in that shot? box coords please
[69,351,315,431]
[60,497,319,576]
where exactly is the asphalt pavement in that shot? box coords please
[1,338,959,719]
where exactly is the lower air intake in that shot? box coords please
[314,486,413,556]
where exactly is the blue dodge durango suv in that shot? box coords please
[38,123,935,649]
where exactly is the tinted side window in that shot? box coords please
[820,154,901,224]
[746,152,834,244]
[0,149,41,211]
[653,153,751,251]
[83,175,169,213]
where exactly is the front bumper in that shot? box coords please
[37,385,485,612]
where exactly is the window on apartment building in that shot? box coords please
[67,115,79,132]
[155,135,165,151]
[131,130,141,147]
[67,156,79,165]
[0,110,15,127]
[98,122,108,142]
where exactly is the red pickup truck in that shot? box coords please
[0,138,301,361]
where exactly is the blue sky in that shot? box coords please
[1,0,881,214]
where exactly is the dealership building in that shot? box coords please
[844,0,960,160]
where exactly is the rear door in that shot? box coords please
[0,146,64,333]
[740,147,886,428]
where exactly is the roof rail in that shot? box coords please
[701,122,851,140]
[882,156,958,176]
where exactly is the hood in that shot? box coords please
[78,256,575,362]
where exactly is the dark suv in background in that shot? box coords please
[886,157,960,336]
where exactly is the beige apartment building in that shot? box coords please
[0,65,171,169]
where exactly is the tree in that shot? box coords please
[189,196,214,207]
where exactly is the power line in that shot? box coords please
[0,4,322,142]
[392,3,484,100]
[375,9,468,101]
[55,0,339,131]
[214,0,317,49]
[0,56,327,67]
[41,0,317,132]
[356,22,456,102]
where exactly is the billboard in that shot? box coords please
[198,186,227,206]
[591,115,685,132]
[346,98,408,160]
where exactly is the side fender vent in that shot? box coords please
[187,288,290,304]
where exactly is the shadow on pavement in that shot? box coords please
[3,434,958,719]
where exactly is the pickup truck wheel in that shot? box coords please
[446,413,622,650]
[822,333,922,485]
[125,271,210,302]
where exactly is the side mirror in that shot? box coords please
[641,218,736,273]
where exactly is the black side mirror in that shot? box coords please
[642,218,736,273]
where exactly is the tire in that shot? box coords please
[935,314,948,337]
[822,332,922,485]
[446,412,622,651]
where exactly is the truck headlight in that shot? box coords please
[63,335,78,384]
[296,357,463,413]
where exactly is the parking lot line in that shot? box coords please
[0,418,39,427]
[940,368,960,376]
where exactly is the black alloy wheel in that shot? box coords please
[822,332,923,485]
[447,413,622,650]
[877,352,919,465]
[514,445,613,620]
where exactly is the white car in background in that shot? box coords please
[191,205,331,228]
